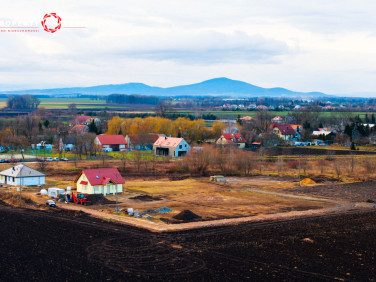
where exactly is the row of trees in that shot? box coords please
[7,95,40,110]
[107,116,227,143]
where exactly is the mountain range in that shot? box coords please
[0,77,329,97]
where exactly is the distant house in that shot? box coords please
[240,116,254,123]
[312,130,335,138]
[69,124,89,134]
[75,168,125,195]
[94,135,127,152]
[125,133,164,150]
[257,105,268,110]
[31,141,53,150]
[153,137,190,157]
[271,116,284,124]
[59,136,75,151]
[272,124,297,140]
[0,164,46,186]
[216,133,246,148]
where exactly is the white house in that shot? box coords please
[0,164,46,186]
[153,137,190,157]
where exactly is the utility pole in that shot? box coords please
[115,173,119,215]
[298,154,301,186]
[19,177,22,200]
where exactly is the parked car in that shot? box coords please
[46,157,53,162]
[61,158,69,161]
[0,159,4,163]
[45,200,56,207]
[53,157,60,161]
[4,159,10,163]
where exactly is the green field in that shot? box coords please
[174,110,372,119]
[0,98,107,109]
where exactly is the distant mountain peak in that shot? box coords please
[0,78,329,98]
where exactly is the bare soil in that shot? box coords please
[287,181,376,202]
[1,202,376,281]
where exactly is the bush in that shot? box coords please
[287,160,299,169]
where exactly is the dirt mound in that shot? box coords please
[85,194,116,204]
[300,178,316,185]
[173,210,201,221]
[129,195,162,201]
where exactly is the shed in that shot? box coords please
[48,187,65,198]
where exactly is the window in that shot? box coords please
[12,177,15,182]
[96,175,99,179]
[179,145,182,149]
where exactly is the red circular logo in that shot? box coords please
[41,13,61,33]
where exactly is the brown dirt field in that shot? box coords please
[287,181,376,202]
[89,178,331,222]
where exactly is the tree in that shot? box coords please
[68,103,77,115]
[7,95,40,109]
[88,120,98,134]
[155,101,170,117]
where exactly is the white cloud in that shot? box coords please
[0,0,375,95]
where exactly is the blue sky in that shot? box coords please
[1,0,376,96]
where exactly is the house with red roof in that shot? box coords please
[272,124,297,140]
[74,168,125,195]
[125,133,164,150]
[69,124,89,134]
[94,135,127,152]
[216,133,246,148]
[153,136,190,157]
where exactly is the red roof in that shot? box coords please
[273,124,297,135]
[71,124,88,132]
[96,135,127,145]
[127,133,160,145]
[221,133,245,143]
[75,168,125,186]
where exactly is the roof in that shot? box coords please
[272,116,283,121]
[290,124,302,131]
[312,131,333,136]
[96,135,127,145]
[273,124,297,136]
[153,136,185,148]
[0,164,46,178]
[127,133,160,145]
[71,124,88,132]
[75,168,125,186]
[221,133,245,143]
[240,116,254,121]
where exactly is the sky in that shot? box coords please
[1,0,376,96]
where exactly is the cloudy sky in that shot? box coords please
[1,0,376,95]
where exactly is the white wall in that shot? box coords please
[0,176,45,186]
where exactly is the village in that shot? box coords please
[1,108,376,231]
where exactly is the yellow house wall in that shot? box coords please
[76,174,123,195]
